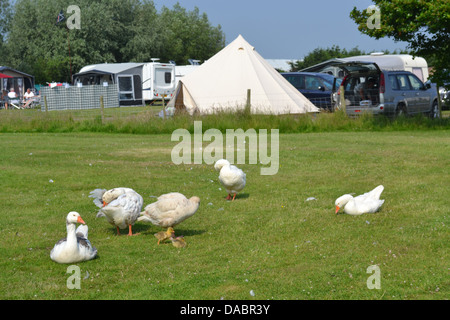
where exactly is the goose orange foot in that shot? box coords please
[127,225,140,236]
[116,225,140,236]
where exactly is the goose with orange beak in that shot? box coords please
[50,211,97,264]
[89,187,143,236]
[335,185,385,216]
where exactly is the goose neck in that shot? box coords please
[66,222,78,244]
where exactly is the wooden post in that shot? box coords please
[44,96,48,113]
[100,96,104,124]
[162,92,166,118]
[246,89,251,113]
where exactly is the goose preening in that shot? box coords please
[214,159,246,201]
[50,211,97,264]
[335,185,385,216]
[138,192,200,234]
[89,187,143,236]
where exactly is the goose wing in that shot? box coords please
[89,189,107,208]
[356,185,384,201]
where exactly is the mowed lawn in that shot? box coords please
[0,130,448,300]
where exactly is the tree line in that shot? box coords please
[350,0,449,87]
[0,0,225,84]
[1,0,448,86]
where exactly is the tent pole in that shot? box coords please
[162,93,166,118]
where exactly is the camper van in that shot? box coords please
[302,54,430,83]
[142,60,176,101]
[73,61,175,105]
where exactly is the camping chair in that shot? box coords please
[22,88,40,109]
[9,97,22,109]
[22,96,39,109]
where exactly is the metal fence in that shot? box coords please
[40,85,119,111]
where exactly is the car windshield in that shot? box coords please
[317,74,341,90]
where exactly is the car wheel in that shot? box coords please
[396,104,407,117]
[429,100,440,119]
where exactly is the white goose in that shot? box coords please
[214,159,246,201]
[50,211,97,264]
[138,192,200,233]
[335,185,385,216]
[89,187,143,236]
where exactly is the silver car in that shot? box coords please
[334,61,440,118]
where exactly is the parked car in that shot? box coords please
[333,61,439,118]
[439,84,449,110]
[281,72,341,111]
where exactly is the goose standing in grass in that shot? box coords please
[138,192,200,234]
[89,187,143,236]
[335,185,385,216]
[50,211,97,264]
[214,159,246,201]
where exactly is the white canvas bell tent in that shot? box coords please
[167,35,319,115]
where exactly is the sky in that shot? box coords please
[153,0,409,60]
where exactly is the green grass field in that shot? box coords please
[0,119,448,299]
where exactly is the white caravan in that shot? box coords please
[174,65,200,88]
[142,60,176,101]
[74,60,176,105]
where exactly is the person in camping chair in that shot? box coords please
[23,88,35,108]
[355,77,377,102]
[1,90,10,110]
[8,88,17,99]
[7,88,21,108]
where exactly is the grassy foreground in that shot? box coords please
[0,129,448,300]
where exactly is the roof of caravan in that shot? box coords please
[338,54,427,70]
[0,66,35,78]
[301,54,428,73]
[77,63,144,75]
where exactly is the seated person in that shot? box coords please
[1,90,9,110]
[7,88,21,108]
[8,88,18,99]
[22,88,35,108]
[354,77,377,102]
